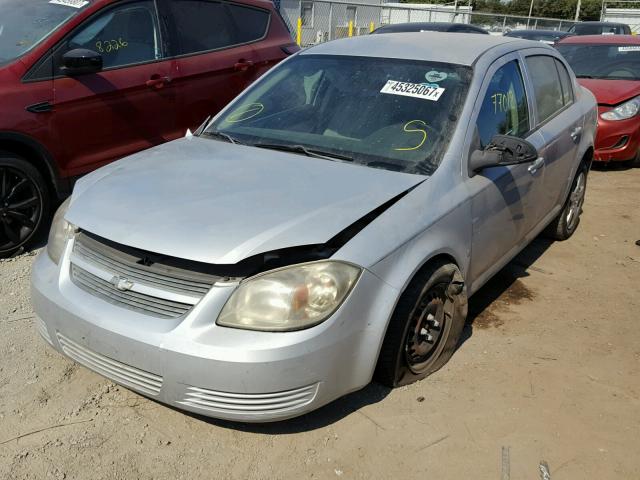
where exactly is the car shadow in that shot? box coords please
[460,235,554,346]
[591,161,635,173]
[173,237,555,434]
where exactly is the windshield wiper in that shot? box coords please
[252,143,354,162]
[576,75,595,79]
[201,130,242,145]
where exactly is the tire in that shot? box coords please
[0,154,49,258]
[629,151,640,168]
[375,261,468,388]
[544,163,588,241]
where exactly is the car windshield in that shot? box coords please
[0,0,90,65]
[205,55,472,175]
[557,44,640,80]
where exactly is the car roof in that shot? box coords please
[558,34,640,45]
[302,32,535,66]
[576,21,626,26]
[376,22,484,32]
[508,29,569,35]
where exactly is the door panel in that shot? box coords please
[536,109,582,216]
[468,57,545,284]
[469,131,546,283]
[524,57,581,217]
[162,0,274,131]
[173,45,258,131]
[51,1,179,176]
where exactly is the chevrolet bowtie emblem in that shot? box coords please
[111,276,135,292]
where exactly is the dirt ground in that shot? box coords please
[0,166,638,480]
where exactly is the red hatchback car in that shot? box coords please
[557,35,640,167]
[0,0,296,257]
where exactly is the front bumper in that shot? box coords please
[31,242,399,422]
[594,108,640,163]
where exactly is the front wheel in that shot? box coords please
[544,164,588,241]
[0,155,49,258]
[375,261,468,388]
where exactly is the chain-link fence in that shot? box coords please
[279,0,578,47]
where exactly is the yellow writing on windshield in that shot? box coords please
[225,103,265,123]
[394,120,428,151]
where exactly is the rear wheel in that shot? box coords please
[375,261,467,388]
[544,164,588,241]
[0,155,49,258]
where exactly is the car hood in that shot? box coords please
[577,78,640,105]
[68,136,424,264]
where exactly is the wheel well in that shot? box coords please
[0,137,64,199]
[402,253,463,297]
[582,147,594,170]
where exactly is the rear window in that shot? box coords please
[570,24,627,35]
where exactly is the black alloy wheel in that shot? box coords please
[0,156,48,257]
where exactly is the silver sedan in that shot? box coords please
[32,32,597,422]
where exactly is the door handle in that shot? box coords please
[528,157,545,175]
[570,126,583,142]
[146,75,171,89]
[234,59,254,72]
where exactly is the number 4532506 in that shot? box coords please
[95,38,128,53]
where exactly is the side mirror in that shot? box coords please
[470,135,539,173]
[61,49,103,76]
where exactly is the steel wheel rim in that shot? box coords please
[404,283,448,373]
[566,171,586,231]
[0,166,43,253]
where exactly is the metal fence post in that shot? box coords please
[329,2,333,41]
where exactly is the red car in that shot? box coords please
[0,0,296,257]
[557,35,640,167]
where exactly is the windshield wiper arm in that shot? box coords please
[576,74,595,79]
[201,130,242,145]
[252,143,354,162]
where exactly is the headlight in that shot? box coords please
[217,261,361,332]
[600,96,640,121]
[47,198,76,265]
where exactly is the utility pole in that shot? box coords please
[575,0,582,21]
[527,0,534,28]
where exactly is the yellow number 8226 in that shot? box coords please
[95,38,128,54]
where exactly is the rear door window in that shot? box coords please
[227,4,270,43]
[476,60,530,148]
[525,55,564,125]
[555,59,574,107]
[167,0,235,55]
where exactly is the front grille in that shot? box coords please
[57,333,163,396]
[71,264,193,318]
[178,384,319,416]
[69,232,218,319]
